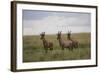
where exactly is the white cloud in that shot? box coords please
[23,15,90,35]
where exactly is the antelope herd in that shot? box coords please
[40,31,79,53]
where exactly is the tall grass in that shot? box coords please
[23,33,91,62]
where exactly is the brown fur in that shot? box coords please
[57,31,73,50]
[67,31,78,48]
[40,32,53,53]
[71,40,78,48]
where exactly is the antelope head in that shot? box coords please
[67,30,71,40]
[40,32,45,39]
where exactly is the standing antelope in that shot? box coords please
[40,32,53,53]
[57,31,73,50]
[67,31,78,48]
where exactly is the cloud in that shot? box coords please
[23,14,91,35]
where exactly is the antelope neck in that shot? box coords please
[58,37,62,46]
[42,38,47,44]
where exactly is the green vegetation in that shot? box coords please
[23,33,91,62]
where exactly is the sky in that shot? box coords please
[22,10,91,35]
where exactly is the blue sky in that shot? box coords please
[23,10,91,35]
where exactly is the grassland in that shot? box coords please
[23,33,91,62]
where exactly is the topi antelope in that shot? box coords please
[67,31,78,48]
[57,31,73,50]
[40,32,53,53]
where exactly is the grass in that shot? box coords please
[23,33,91,62]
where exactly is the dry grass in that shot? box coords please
[23,33,91,62]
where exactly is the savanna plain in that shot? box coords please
[23,33,91,62]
